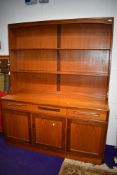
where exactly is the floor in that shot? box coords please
[0,134,63,175]
[0,133,117,175]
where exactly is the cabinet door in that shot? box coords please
[33,114,66,150]
[67,119,106,157]
[3,109,30,143]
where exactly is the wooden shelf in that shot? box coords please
[11,70,108,77]
[10,48,111,51]
[11,48,58,51]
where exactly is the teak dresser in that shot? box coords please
[1,18,113,164]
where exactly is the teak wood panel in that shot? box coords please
[11,73,57,93]
[3,110,30,142]
[60,50,109,74]
[60,75,108,98]
[11,25,57,49]
[61,23,112,49]
[67,119,106,157]
[2,100,32,112]
[33,114,65,150]
[67,109,107,121]
[10,50,57,72]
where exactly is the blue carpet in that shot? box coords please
[0,134,117,174]
[0,134,63,175]
[104,145,117,168]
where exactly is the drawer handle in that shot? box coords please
[7,103,26,107]
[73,111,99,116]
[38,106,60,112]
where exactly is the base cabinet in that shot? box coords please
[32,114,66,150]
[67,119,106,158]
[3,109,30,143]
[2,101,108,164]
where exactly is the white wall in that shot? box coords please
[0,0,117,146]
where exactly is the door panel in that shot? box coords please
[67,119,106,157]
[33,114,65,150]
[3,109,30,142]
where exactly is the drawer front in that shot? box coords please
[2,100,32,111]
[32,104,66,116]
[67,108,107,121]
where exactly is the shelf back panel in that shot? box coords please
[61,23,112,49]
[10,50,57,72]
[60,75,108,99]
[11,25,57,49]
[60,50,110,74]
[11,73,57,93]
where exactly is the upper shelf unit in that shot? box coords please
[9,22,113,50]
[9,18,113,99]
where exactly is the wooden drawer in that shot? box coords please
[67,108,107,121]
[32,104,66,116]
[2,100,32,111]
